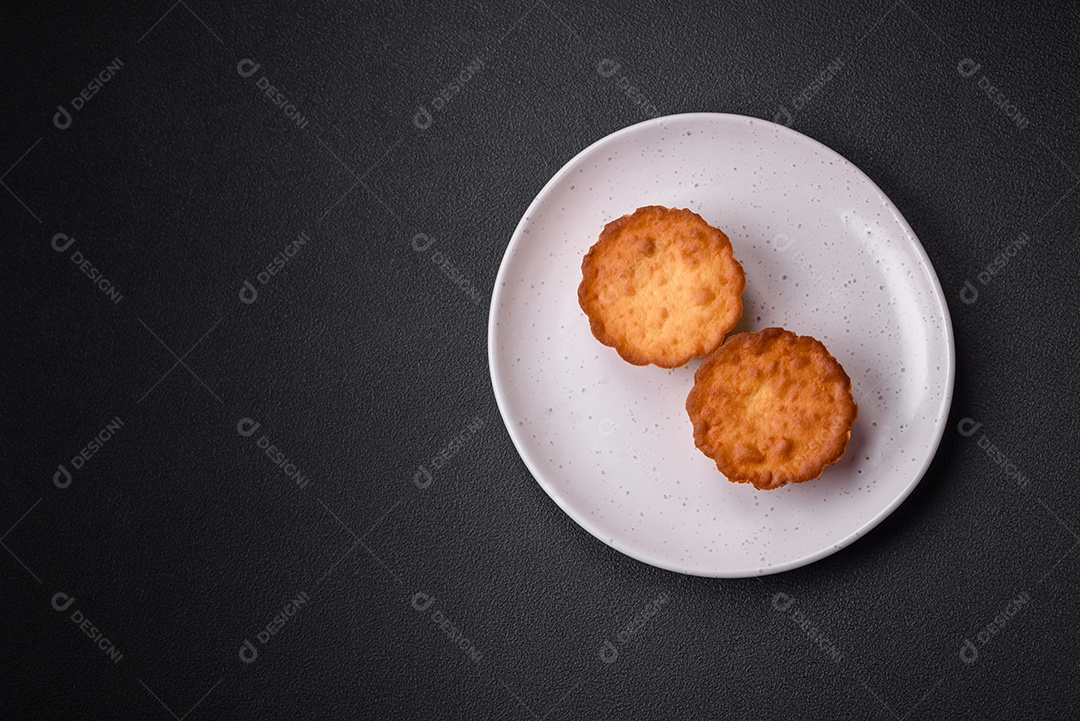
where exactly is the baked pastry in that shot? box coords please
[685,328,857,490]
[578,206,745,368]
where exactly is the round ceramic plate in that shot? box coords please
[488,113,954,577]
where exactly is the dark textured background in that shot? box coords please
[3,1,1079,718]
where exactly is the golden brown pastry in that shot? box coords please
[686,328,857,490]
[578,206,744,368]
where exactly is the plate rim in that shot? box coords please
[487,112,956,577]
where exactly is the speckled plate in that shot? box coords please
[488,113,954,577]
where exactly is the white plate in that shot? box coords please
[488,113,954,577]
